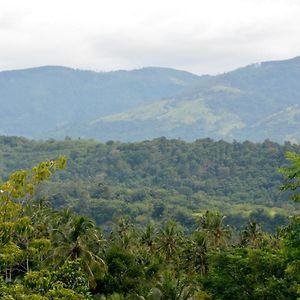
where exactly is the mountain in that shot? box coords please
[0,66,199,137]
[1,57,300,142]
[67,57,300,143]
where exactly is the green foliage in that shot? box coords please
[278,151,300,202]
[203,248,295,299]
[101,246,145,295]
[0,136,297,232]
[196,211,231,249]
[0,148,299,299]
[53,260,90,295]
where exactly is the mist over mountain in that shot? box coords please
[1,57,300,143]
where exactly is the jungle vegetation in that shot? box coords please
[0,138,299,299]
[0,136,299,231]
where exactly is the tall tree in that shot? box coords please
[197,211,231,250]
[52,215,106,287]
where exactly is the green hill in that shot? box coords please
[0,136,298,231]
[73,57,300,143]
[0,66,199,137]
[1,57,300,142]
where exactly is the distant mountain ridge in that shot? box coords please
[1,57,300,142]
[0,66,199,137]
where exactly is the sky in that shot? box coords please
[1,0,300,75]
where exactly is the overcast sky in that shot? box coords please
[1,0,300,74]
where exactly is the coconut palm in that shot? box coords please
[110,217,136,250]
[183,231,208,276]
[148,271,201,300]
[157,220,183,262]
[197,211,231,250]
[52,215,106,287]
[240,220,263,248]
[140,222,157,254]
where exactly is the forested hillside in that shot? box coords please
[0,151,299,299]
[0,136,298,231]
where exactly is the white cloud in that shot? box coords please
[0,0,300,74]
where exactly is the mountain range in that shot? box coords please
[1,57,300,143]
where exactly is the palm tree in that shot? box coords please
[148,271,201,300]
[197,211,231,250]
[183,231,208,276]
[140,222,157,254]
[240,220,263,248]
[52,215,106,287]
[157,220,183,262]
[110,217,136,250]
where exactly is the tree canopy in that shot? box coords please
[0,152,298,299]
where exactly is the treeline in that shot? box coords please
[0,136,300,231]
[0,157,299,299]
[0,136,299,231]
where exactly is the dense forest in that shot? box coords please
[0,150,299,299]
[0,136,299,232]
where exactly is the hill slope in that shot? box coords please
[1,57,300,142]
[73,57,300,143]
[0,66,199,138]
[0,136,298,230]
